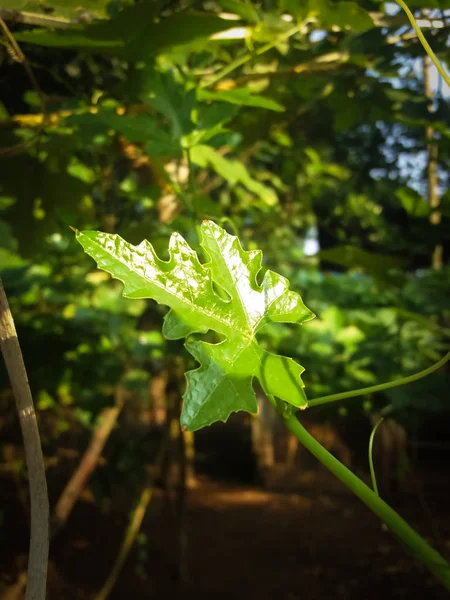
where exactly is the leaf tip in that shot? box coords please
[69,226,77,233]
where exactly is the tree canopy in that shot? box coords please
[0,0,449,461]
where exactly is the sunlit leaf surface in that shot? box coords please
[75,221,314,429]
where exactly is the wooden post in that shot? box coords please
[0,278,49,600]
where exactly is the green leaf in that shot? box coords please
[74,221,314,430]
[197,88,285,112]
[191,145,278,207]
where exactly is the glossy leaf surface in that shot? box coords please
[75,221,314,429]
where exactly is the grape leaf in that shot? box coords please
[74,221,314,430]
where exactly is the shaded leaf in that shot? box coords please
[396,187,430,218]
[184,102,238,147]
[0,155,90,256]
[144,70,196,138]
[67,111,182,156]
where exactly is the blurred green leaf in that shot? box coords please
[0,220,17,252]
[37,390,55,410]
[0,248,28,270]
[14,9,232,60]
[191,145,278,207]
[198,88,284,112]
[396,187,430,217]
[67,111,182,156]
[319,246,407,280]
[0,155,90,256]
[312,0,373,32]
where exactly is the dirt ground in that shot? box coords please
[2,468,448,600]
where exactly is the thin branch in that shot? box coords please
[308,351,450,408]
[0,17,46,158]
[0,9,72,29]
[0,8,445,30]
[201,24,303,89]
[94,439,168,600]
[0,278,49,600]
[0,18,45,109]
[50,387,127,539]
[95,487,153,600]
[229,52,350,86]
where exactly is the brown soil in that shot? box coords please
[3,471,448,600]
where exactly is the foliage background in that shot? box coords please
[0,0,449,597]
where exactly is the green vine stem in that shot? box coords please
[368,417,384,496]
[396,0,450,88]
[308,351,450,408]
[281,412,450,589]
[219,216,239,237]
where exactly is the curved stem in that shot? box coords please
[282,413,450,590]
[219,217,239,237]
[369,417,384,496]
[308,351,450,408]
[396,0,450,88]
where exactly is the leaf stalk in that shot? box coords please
[281,412,450,589]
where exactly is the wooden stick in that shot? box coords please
[95,486,153,600]
[0,278,49,600]
[95,438,168,600]
[50,388,126,538]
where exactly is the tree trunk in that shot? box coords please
[423,54,442,270]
